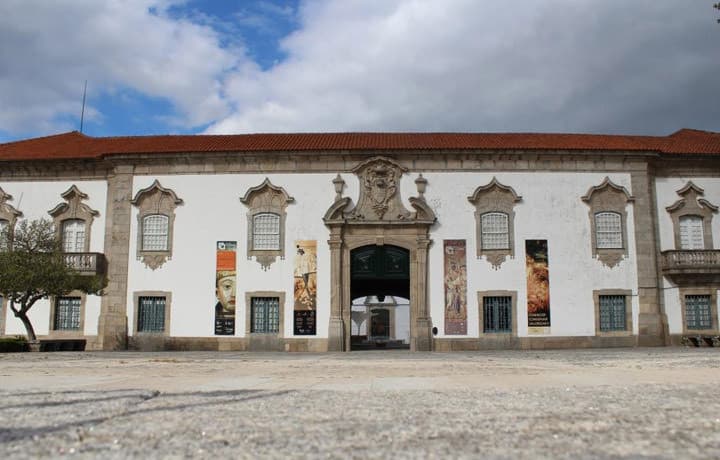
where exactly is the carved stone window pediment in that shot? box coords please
[581,177,634,268]
[240,178,294,270]
[666,181,718,250]
[48,185,99,253]
[468,178,522,269]
[0,187,23,240]
[131,180,183,270]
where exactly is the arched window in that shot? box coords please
[481,212,509,250]
[142,214,169,251]
[679,215,704,250]
[594,212,623,249]
[252,213,280,250]
[62,219,86,252]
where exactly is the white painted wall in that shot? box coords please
[127,171,639,340]
[655,177,720,334]
[0,180,107,336]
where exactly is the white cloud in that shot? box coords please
[207,0,720,135]
[1,0,718,138]
[0,0,240,135]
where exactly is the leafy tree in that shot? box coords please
[0,218,105,343]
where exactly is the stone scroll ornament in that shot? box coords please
[444,240,468,335]
[293,240,317,335]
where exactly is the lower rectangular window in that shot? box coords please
[251,297,280,333]
[54,297,81,330]
[138,296,166,333]
[685,295,712,330]
[599,295,626,331]
[483,296,512,333]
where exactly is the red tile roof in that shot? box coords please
[0,129,718,161]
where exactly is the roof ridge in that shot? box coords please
[0,130,87,146]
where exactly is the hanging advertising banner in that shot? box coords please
[444,239,468,335]
[214,241,236,335]
[293,240,317,335]
[526,239,551,332]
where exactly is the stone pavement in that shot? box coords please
[0,348,719,458]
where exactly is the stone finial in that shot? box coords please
[332,174,345,202]
[415,174,428,200]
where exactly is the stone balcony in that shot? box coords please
[63,252,106,276]
[660,250,720,285]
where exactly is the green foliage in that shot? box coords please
[0,218,105,341]
[0,336,28,353]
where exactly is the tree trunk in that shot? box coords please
[14,309,37,343]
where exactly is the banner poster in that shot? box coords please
[444,239,468,335]
[214,241,237,335]
[526,239,551,331]
[293,240,317,335]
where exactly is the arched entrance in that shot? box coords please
[350,245,410,350]
[322,156,437,351]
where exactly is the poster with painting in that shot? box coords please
[444,239,468,335]
[294,240,317,335]
[214,241,236,335]
[526,239,551,330]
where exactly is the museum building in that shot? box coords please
[0,128,718,351]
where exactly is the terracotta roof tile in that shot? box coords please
[0,129,718,161]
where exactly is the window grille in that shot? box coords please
[599,295,626,331]
[137,296,166,333]
[251,297,280,333]
[142,215,169,251]
[685,295,712,330]
[0,219,8,236]
[0,219,8,250]
[679,216,704,250]
[62,219,86,252]
[54,297,81,330]
[481,212,509,250]
[253,213,280,250]
[483,296,512,333]
[595,212,622,249]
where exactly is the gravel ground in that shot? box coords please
[1,348,719,459]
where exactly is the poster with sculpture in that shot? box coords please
[526,239,551,331]
[214,241,236,335]
[294,240,317,335]
[444,239,468,335]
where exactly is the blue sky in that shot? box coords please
[1,0,718,143]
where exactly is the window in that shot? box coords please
[595,212,623,249]
[483,296,512,333]
[599,295,626,331]
[137,296,166,333]
[481,213,509,250]
[679,216,704,250]
[252,213,280,250]
[142,214,169,251]
[251,297,280,333]
[0,219,9,250]
[54,297,81,330]
[62,219,86,252]
[0,219,8,236]
[685,295,712,330]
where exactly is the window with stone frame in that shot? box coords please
[593,289,632,336]
[53,296,82,331]
[582,178,634,268]
[666,181,717,251]
[142,214,170,251]
[240,178,294,270]
[685,294,713,330]
[131,180,183,270]
[0,188,22,250]
[48,185,98,253]
[250,296,280,333]
[483,296,512,333]
[468,178,522,269]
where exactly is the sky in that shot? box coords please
[0,0,718,143]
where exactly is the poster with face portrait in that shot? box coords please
[214,241,236,335]
[526,239,550,331]
[444,240,467,335]
[293,240,317,335]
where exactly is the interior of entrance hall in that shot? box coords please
[350,245,410,350]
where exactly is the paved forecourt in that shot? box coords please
[0,348,719,458]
